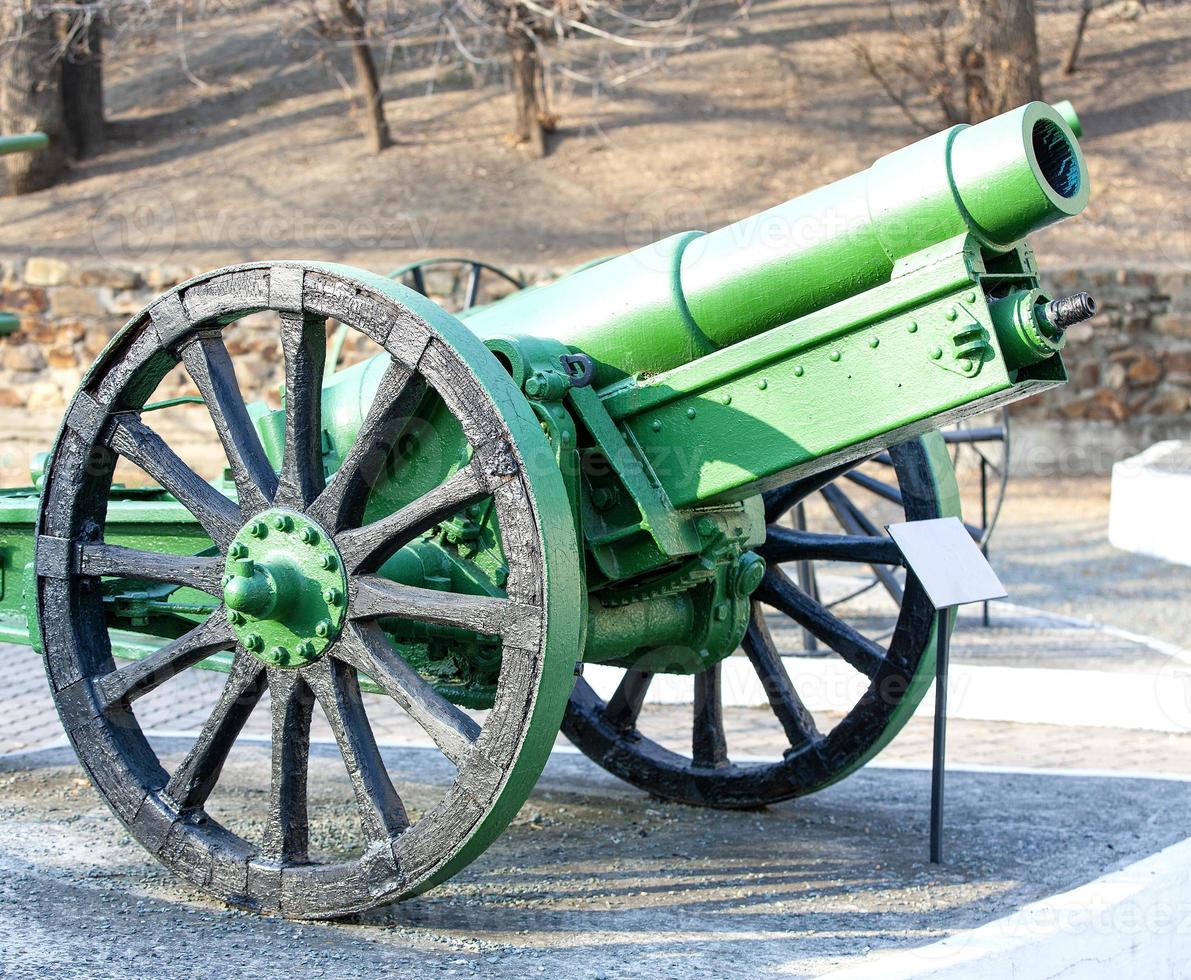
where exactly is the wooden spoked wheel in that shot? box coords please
[563,434,960,809]
[36,262,581,918]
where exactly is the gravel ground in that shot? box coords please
[2,739,1190,980]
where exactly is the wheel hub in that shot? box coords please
[222,508,347,669]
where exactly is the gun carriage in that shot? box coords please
[0,103,1095,917]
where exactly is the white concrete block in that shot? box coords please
[1109,440,1191,567]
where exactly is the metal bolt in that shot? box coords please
[227,610,243,626]
[965,291,978,304]
[907,321,919,334]
[270,645,289,664]
[945,307,959,322]
[273,514,292,532]
[930,346,943,360]
[869,336,880,349]
[793,365,804,377]
[300,526,319,545]
[320,554,338,571]
[244,633,263,652]
[249,520,268,539]
[229,542,247,559]
[296,640,316,659]
[686,407,696,419]
[494,565,509,588]
[757,379,768,390]
[315,619,332,638]
[650,420,662,432]
[323,587,342,606]
[957,358,973,372]
[829,350,842,362]
[720,394,732,406]
[697,517,716,537]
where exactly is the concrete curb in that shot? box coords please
[815,834,1191,979]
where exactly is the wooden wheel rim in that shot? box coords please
[35,262,582,917]
[563,434,960,809]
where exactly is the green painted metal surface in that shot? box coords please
[222,508,347,669]
[0,132,49,156]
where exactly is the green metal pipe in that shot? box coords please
[464,102,1087,388]
[0,132,49,155]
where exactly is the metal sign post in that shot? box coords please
[886,517,1008,864]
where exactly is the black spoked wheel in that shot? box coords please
[36,262,581,917]
[563,433,960,808]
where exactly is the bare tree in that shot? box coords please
[853,0,1042,130]
[959,0,1042,121]
[334,0,394,152]
[60,0,106,157]
[0,2,69,192]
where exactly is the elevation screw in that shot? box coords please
[1045,292,1097,331]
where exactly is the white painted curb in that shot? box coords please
[814,834,1191,979]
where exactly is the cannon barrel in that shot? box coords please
[0,132,49,156]
[464,102,1087,388]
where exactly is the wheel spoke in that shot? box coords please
[77,542,224,596]
[335,623,479,767]
[309,358,428,532]
[351,576,543,649]
[336,461,490,574]
[756,569,885,679]
[821,484,904,604]
[760,526,903,565]
[306,657,409,842]
[107,414,242,548]
[604,668,653,733]
[742,607,820,752]
[842,469,903,507]
[692,664,729,769]
[262,670,315,864]
[162,651,266,811]
[179,332,278,513]
[763,456,869,522]
[95,609,236,711]
[273,312,328,510]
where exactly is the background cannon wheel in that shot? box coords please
[36,262,581,918]
[563,433,960,809]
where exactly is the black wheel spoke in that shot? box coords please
[604,668,653,733]
[742,607,820,752]
[77,542,224,596]
[336,461,490,574]
[760,525,903,565]
[163,651,266,811]
[307,657,409,842]
[820,484,904,604]
[262,670,315,864]
[309,358,428,532]
[107,414,242,548]
[95,609,236,710]
[757,569,885,679]
[351,576,542,648]
[274,312,328,510]
[763,457,867,522]
[179,332,278,513]
[692,665,729,770]
[336,623,479,767]
[842,469,903,507]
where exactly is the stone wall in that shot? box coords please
[0,259,1187,483]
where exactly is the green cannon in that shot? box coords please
[1,102,1094,917]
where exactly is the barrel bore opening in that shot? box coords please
[1032,118,1080,199]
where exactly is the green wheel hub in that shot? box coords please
[222,508,347,669]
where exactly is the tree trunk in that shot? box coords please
[0,2,68,193]
[335,0,393,153]
[960,0,1043,123]
[1062,0,1094,75]
[506,21,545,157]
[60,3,105,157]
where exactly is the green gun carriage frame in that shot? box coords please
[0,102,1095,917]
